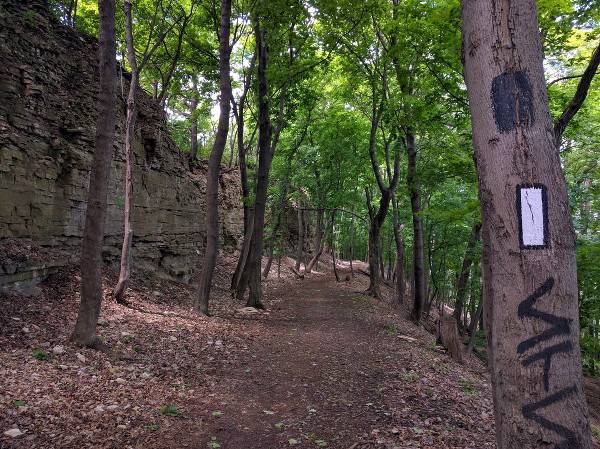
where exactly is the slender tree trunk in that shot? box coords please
[461,0,592,446]
[188,80,199,164]
[331,210,339,282]
[237,20,273,309]
[350,203,355,278]
[295,196,304,272]
[307,208,323,274]
[71,0,116,347]
[113,0,138,305]
[407,132,425,324]
[452,222,481,330]
[465,292,483,357]
[233,52,256,233]
[392,195,405,304]
[194,0,232,315]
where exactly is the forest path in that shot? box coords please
[165,269,497,449]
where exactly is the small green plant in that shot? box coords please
[145,424,159,431]
[274,422,285,428]
[288,439,298,445]
[315,440,327,446]
[411,427,425,434]
[133,346,142,352]
[115,196,125,210]
[383,325,398,336]
[32,349,52,361]
[125,334,134,341]
[13,400,25,407]
[207,436,221,448]
[592,426,600,444]
[159,405,180,417]
[211,411,223,417]
[458,377,477,396]
[402,369,420,382]
[175,323,186,330]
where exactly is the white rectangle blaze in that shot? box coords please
[520,187,544,246]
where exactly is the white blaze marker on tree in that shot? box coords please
[517,184,549,249]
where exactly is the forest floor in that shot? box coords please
[1,255,600,449]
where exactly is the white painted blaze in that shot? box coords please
[521,187,544,246]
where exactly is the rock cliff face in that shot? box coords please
[0,0,243,290]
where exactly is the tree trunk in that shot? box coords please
[237,19,273,309]
[461,0,592,446]
[350,203,355,278]
[307,208,323,274]
[233,52,256,233]
[194,0,231,316]
[439,316,462,363]
[112,0,138,305]
[392,195,405,304]
[407,132,425,324]
[331,210,339,282]
[295,195,304,272]
[188,80,199,164]
[465,291,483,357]
[452,222,481,330]
[71,0,117,347]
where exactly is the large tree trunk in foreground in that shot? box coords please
[461,0,592,446]
[112,0,138,304]
[194,0,232,315]
[71,0,117,347]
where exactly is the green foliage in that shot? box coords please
[207,436,221,448]
[31,349,52,361]
[159,404,180,417]
[13,400,25,407]
[458,377,477,396]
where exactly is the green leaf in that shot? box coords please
[289,439,298,445]
[13,400,25,407]
[212,411,223,417]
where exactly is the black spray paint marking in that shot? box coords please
[521,386,579,449]
[518,279,578,448]
[517,277,571,391]
[517,184,550,250]
[491,70,535,133]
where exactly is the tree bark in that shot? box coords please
[71,0,117,347]
[391,194,405,304]
[461,0,592,446]
[237,19,274,309]
[465,291,483,357]
[295,194,304,272]
[112,0,138,305]
[307,207,323,274]
[452,222,481,330]
[407,132,425,324]
[194,0,232,316]
[188,80,199,164]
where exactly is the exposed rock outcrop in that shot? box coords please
[0,0,243,290]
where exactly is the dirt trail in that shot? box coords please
[163,270,497,449]
[6,264,599,448]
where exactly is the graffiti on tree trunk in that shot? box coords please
[517,277,578,447]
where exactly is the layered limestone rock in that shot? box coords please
[0,0,243,290]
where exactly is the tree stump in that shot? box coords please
[439,315,462,363]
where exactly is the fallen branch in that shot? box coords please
[290,267,305,279]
